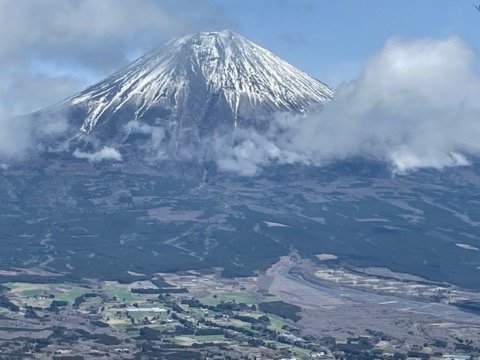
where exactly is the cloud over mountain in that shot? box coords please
[1,24,480,176]
[73,146,122,163]
[217,36,480,174]
[298,36,480,172]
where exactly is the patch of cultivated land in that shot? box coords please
[5,282,91,307]
[0,256,479,358]
[102,281,138,301]
[199,291,255,306]
[0,271,317,358]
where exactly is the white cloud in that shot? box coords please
[211,123,308,176]
[0,115,31,159]
[214,36,480,175]
[0,0,232,72]
[73,146,122,163]
[0,0,233,159]
[290,35,480,172]
[125,120,168,161]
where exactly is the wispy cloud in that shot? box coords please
[73,146,122,163]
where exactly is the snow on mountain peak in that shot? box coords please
[69,30,334,135]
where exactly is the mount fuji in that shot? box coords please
[3,30,480,295]
[35,30,333,150]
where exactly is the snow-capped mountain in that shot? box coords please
[60,30,333,144]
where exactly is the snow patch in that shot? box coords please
[455,243,479,251]
[69,30,333,135]
[263,221,291,228]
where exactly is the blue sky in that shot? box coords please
[215,0,480,86]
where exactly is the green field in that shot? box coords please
[3,282,21,289]
[237,310,286,330]
[53,285,91,305]
[3,282,50,295]
[268,316,286,330]
[20,289,44,297]
[261,294,281,302]
[103,282,137,302]
[194,335,226,342]
[3,282,91,305]
[292,346,312,356]
[173,335,226,344]
[200,291,255,306]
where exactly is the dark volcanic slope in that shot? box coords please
[1,160,480,290]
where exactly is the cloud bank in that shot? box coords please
[215,36,480,175]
